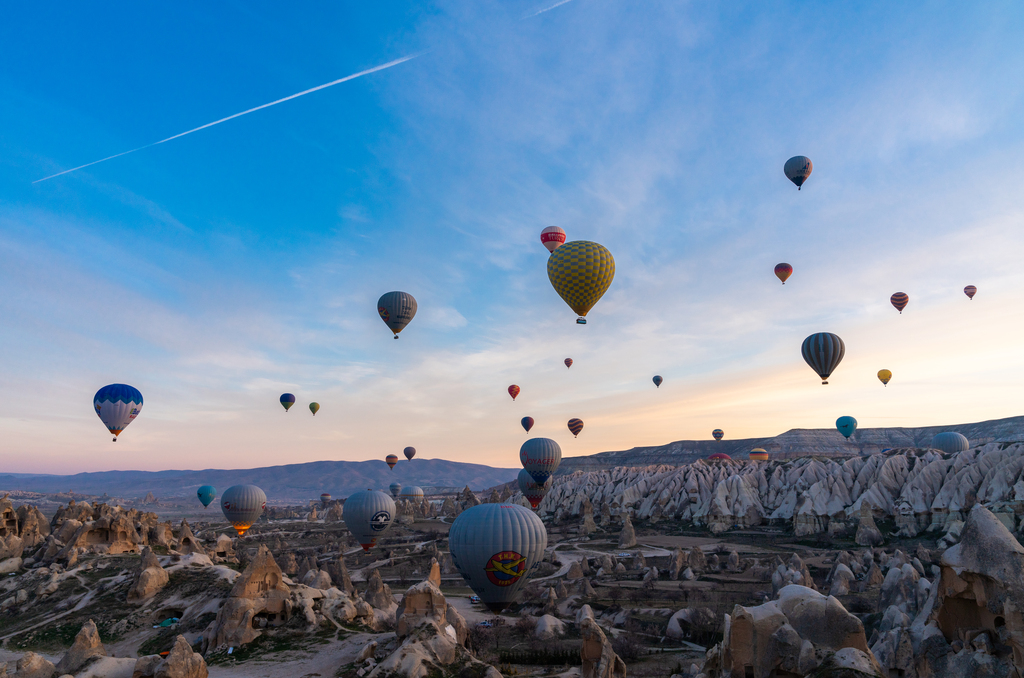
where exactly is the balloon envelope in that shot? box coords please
[708,453,731,461]
[521,416,534,433]
[309,402,320,416]
[931,431,969,454]
[518,469,552,509]
[564,358,573,369]
[400,486,425,500]
[520,437,562,484]
[567,418,584,437]
[784,156,813,189]
[197,485,216,508]
[712,429,724,441]
[403,446,416,461]
[801,332,845,385]
[389,482,402,499]
[508,385,520,401]
[652,375,663,388]
[320,493,331,503]
[547,241,615,322]
[964,285,977,300]
[749,449,769,461]
[221,484,266,536]
[377,291,418,338]
[836,416,858,439]
[280,393,295,411]
[449,503,548,612]
[94,384,143,440]
[386,454,398,469]
[343,490,396,551]
[877,369,892,386]
[774,263,793,284]
[890,292,909,314]
[540,226,566,253]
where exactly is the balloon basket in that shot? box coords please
[576,317,587,325]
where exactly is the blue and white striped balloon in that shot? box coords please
[93,383,143,442]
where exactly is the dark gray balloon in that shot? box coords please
[520,437,562,484]
[784,156,813,189]
[449,503,548,612]
[221,484,266,536]
[389,482,402,499]
[801,332,845,384]
[377,291,418,339]
[343,489,396,551]
[931,431,969,454]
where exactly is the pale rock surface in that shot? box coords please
[55,619,106,675]
[536,614,566,639]
[201,545,292,651]
[16,652,55,678]
[362,568,395,610]
[855,503,885,546]
[580,617,627,678]
[617,514,637,548]
[127,547,169,602]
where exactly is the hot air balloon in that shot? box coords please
[520,437,562,484]
[774,263,793,284]
[540,226,566,253]
[801,332,845,385]
[877,369,892,386]
[93,384,143,442]
[449,503,547,612]
[280,393,295,411]
[564,358,573,369]
[197,485,216,508]
[652,375,663,388]
[389,482,402,499]
[784,156,813,189]
[309,402,320,416]
[521,416,534,433]
[400,486,425,501]
[749,449,769,461]
[221,484,266,537]
[404,446,416,461]
[547,241,615,324]
[567,418,584,437]
[708,453,731,461]
[836,416,858,439]
[386,454,398,469]
[320,493,331,504]
[343,489,395,551]
[890,292,909,314]
[508,385,520,401]
[377,291,417,339]
[931,432,969,454]
[964,285,977,300]
[712,429,724,441]
[517,469,552,510]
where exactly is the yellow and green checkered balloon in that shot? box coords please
[546,241,615,318]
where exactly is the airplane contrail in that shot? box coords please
[523,0,575,19]
[33,51,429,184]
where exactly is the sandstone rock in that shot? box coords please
[426,558,440,587]
[16,504,50,549]
[17,652,55,678]
[176,520,204,556]
[617,514,637,548]
[580,617,626,678]
[446,603,468,646]
[567,560,585,580]
[356,640,377,663]
[667,607,715,641]
[202,545,291,651]
[55,619,106,675]
[128,546,169,602]
[536,614,566,639]
[212,534,234,559]
[396,580,447,637]
[668,548,687,580]
[855,503,885,546]
[154,636,208,678]
[362,568,395,610]
[133,655,163,677]
[300,568,332,590]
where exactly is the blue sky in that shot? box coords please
[2,2,1024,474]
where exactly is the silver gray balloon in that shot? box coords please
[784,155,813,189]
[517,469,552,509]
[389,482,402,499]
[343,489,396,551]
[931,431,969,454]
[377,291,418,339]
[400,486,424,500]
[221,484,266,536]
[448,503,548,612]
[520,437,562,484]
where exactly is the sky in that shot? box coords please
[2,2,1024,475]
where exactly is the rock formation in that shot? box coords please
[580,617,627,678]
[617,514,637,548]
[856,503,885,546]
[202,545,292,651]
[134,635,208,678]
[55,619,106,675]
[128,546,169,602]
[362,568,395,610]
[16,652,55,678]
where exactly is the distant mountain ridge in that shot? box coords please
[556,415,1024,474]
[0,458,519,504]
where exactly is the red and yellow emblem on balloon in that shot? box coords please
[485,550,527,587]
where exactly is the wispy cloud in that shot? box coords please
[523,0,575,20]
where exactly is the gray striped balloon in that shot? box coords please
[389,482,402,499]
[931,431,969,454]
[449,503,548,612]
[801,332,845,385]
[221,484,266,537]
[377,291,418,338]
[520,437,562,484]
[343,489,396,551]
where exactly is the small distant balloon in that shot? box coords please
[708,453,732,461]
[564,358,573,369]
[877,369,892,386]
[320,493,331,503]
[712,429,724,441]
[508,385,520,401]
[774,263,793,284]
[389,482,402,499]
[404,446,416,461]
[309,402,320,416]
[890,292,909,314]
[94,383,143,442]
[784,156,813,190]
[652,375,663,388]
[964,285,977,300]
[749,449,769,461]
[377,291,417,339]
[280,393,295,412]
[197,485,216,508]
[801,332,845,385]
[385,454,398,470]
[521,416,534,433]
[540,226,566,253]
[836,415,858,439]
[567,418,584,438]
